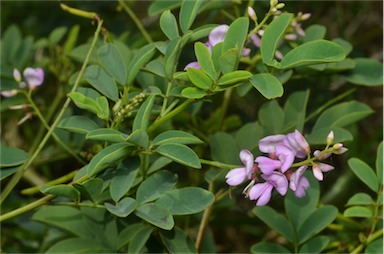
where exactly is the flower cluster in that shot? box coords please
[225,130,347,206]
[1,67,44,97]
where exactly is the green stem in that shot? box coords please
[118,0,153,44]
[200,159,240,169]
[217,88,233,131]
[0,19,104,205]
[147,99,193,134]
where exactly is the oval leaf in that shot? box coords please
[156,187,214,215]
[126,43,157,85]
[348,158,379,192]
[218,70,252,86]
[0,143,29,167]
[222,17,249,61]
[346,58,383,86]
[105,197,137,217]
[110,158,140,202]
[136,170,178,204]
[132,95,155,131]
[160,10,179,40]
[41,185,80,201]
[346,193,375,206]
[187,67,213,90]
[250,73,284,99]
[299,235,330,254]
[152,130,203,146]
[86,128,128,143]
[343,206,373,218]
[156,144,201,169]
[84,65,118,101]
[87,143,133,177]
[126,129,149,148]
[181,87,206,99]
[280,40,346,69]
[58,115,99,134]
[160,227,197,253]
[134,203,174,230]
[179,0,203,33]
[128,226,153,254]
[195,41,216,80]
[98,43,127,85]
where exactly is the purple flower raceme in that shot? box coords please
[249,172,288,206]
[225,149,255,186]
[1,67,45,97]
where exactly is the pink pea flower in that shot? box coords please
[289,165,310,198]
[312,163,334,181]
[249,172,288,206]
[23,67,44,90]
[283,130,310,158]
[258,134,286,154]
[1,90,18,97]
[332,143,348,155]
[225,149,254,186]
[207,25,229,48]
[255,144,295,174]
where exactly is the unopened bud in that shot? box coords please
[326,131,334,145]
[333,143,348,155]
[247,6,257,21]
[270,0,278,7]
[275,3,285,9]
[285,33,298,41]
[301,13,311,21]
[13,68,22,83]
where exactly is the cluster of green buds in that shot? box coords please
[270,0,286,15]
[112,93,146,123]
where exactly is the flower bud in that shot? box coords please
[300,13,311,21]
[326,130,334,145]
[13,68,22,83]
[333,143,348,155]
[1,90,18,97]
[275,3,285,9]
[270,0,278,7]
[247,6,257,21]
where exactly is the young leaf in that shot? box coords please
[160,227,197,253]
[187,67,213,90]
[0,143,29,167]
[195,42,217,80]
[126,44,157,85]
[58,115,99,134]
[110,157,140,202]
[95,96,110,120]
[261,13,293,66]
[298,205,338,244]
[218,70,252,86]
[346,193,375,206]
[105,197,137,217]
[40,185,80,201]
[156,187,214,215]
[249,73,284,99]
[132,95,155,131]
[222,17,249,60]
[152,130,203,146]
[84,65,118,101]
[86,128,128,143]
[179,0,203,33]
[155,144,201,169]
[343,206,373,218]
[348,158,379,192]
[68,92,101,116]
[134,203,174,230]
[280,40,346,69]
[160,10,179,40]
[253,206,295,243]
[136,170,178,204]
[87,143,134,177]
[181,87,207,99]
[98,43,127,85]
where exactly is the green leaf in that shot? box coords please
[68,43,98,64]
[156,144,201,169]
[134,203,174,230]
[283,90,310,132]
[84,65,118,101]
[302,24,326,43]
[164,37,183,80]
[136,170,178,204]
[280,40,346,69]
[181,87,207,99]
[261,13,293,66]
[346,58,383,86]
[346,193,375,206]
[105,197,137,217]
[95,96,110,120]
[299,235,330,254]
[45,238,112,253]
[235,122,264,151]
[187,67,213,90]
[365,238,383,254]
[98,43,127,85]
[250,73,284,99]
[253,206,295,243]
[307,127,353,145]
[110,158,140,202]
[145,59,166,78]
[0,143,29,167]
[152,130,203,146]
[222,17,249,62]
[210,132,239,165]
[126,43,157,85]
[0,166,19,180]
[48,26,67,44]
[258,100,284,134]
[179,0,203,33]
[332,38,353,55]
[251,242,291,253]
[73,178,103,202]
[41,185,80,201]
[63,25,80,55]
[68,92,102,116]
[189,24,217,42]
[128,226,153,253]
[219,48,239,74]
[147,157,173,175]
[148,0,181,16]
[58,115,99,134]
[285,172,320,230]
[87,143,133,177]
[86,128,128,143]
[312,101,373,131]
[117,223,147,249]
[343,206,373,218]
[376,141,383,185]
[298,205,338,244]
[218,70,252,86]
[160,227,197,253]
[156,187,214,215]
[160,10,179,40]
[132,95,155,131]
[348,158,379,192]
[195,42,217,80]
[126,129,150,148]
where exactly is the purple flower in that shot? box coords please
[249,172,288,206]
[225,149,254,186]
[207,25,229,48]
[283,130,310,158]
[289,165,310,198]
[255,144,295,174]
[312,163,334,181]
[184,61,201,70]
[1,90,17,97]
[23,68,44,90]
[258,134,286,154]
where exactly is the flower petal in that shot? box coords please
[184,61,201,70]
[255,156,280,175]
[208,25,229,46]
[263,172,288,196]
[312,165,323,181]
[256,184,273,206]
[225,167,246,186]
[258,134,286,153]
[23,67,44,89]
[239,149,254,178]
